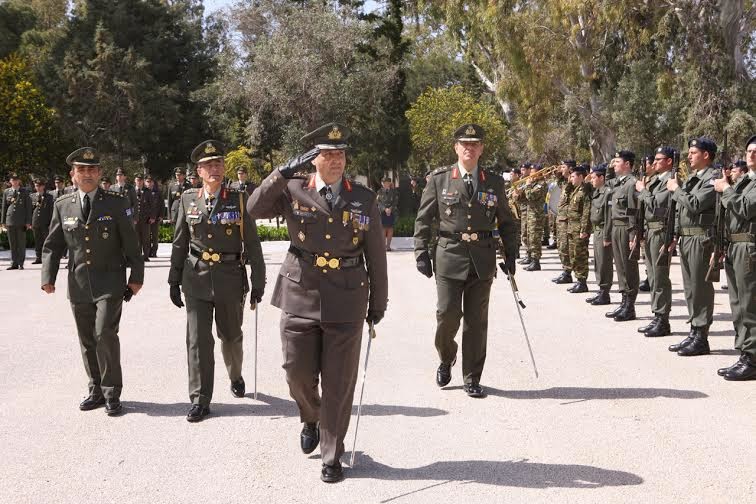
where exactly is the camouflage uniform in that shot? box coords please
[556,177,574,272]
[567,182,592,280]
[524,179,548,259]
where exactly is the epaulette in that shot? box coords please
[431,165,453,176]
[183,188,200,195]
[54,192,71,203]
[349,179,376,195]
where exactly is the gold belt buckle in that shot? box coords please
[201,251,211,261]
[470,232,479,241]
[211,253,221,262]
[461,233,471,242]
[315,256,328,268]
[328,258,340,269]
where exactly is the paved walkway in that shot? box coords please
[1,242,753,503]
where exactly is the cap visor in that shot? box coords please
[71,161,101,166]
[456,137,483,142]
[196,155,224,164]
[315,144,348,151]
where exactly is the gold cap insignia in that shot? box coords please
[691,140,697,146]
[205,143,217,154]
[657,148,662,153]
[615,152,620,157]
[465,125,476,136]
[328,126,342,141]
[83,150,95,160]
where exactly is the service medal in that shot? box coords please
[298,231,305,242]
[445,207,452,216]
[226,228,233,236]
[352,237,358,245]
[102,232,109,239]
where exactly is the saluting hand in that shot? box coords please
[278,148,320,179]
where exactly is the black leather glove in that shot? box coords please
[123,286,134,302]
[366,309,384,325]
[250,287,264,306]
[170,285,184,308]
[504,254,516,275]
[416,250,433,278]
[277,148,320,179]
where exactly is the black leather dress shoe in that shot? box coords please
[321,462,344,483]
[638,317,660,333]
[436,360,453,387]
[105,399,123,416]
[32,259,42,264]
[463,382,485,398]
[230,377,245,398]
[724,357,756,381]
[79,395,106,411]
[639,278,650,292]
[6,264,18,270]
[718,354,747,377]
[301,422,320,454]
[186,404,210,422]
[524,259,541,271]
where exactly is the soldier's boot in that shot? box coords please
[590,290,611,306]
[568,279,588,293]
[637,316,660,334]
[645,317,671,337]
[547,242,557,250]
[524,259,541,271]
[554,271,573,284]
[717,353,747,377]
[518,256,532,265]
[677,326,710,356]
[668,326,696,352]
[585,292,599,303]
[605,293,626,318]
[613,293,637,322]
[639,277,651,292]
[723,354,756,381]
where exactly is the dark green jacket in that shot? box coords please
[721,172,756,235]
[567,182,592,234]
[672,167,716,233]
[2,187,32,226]
[41,189,145,303]
[31,191,54,229]
[167,180,193,223]
[609,174,639,239]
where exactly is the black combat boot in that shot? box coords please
[639,277,651,292]
[677,327,711,356]
[524,259,541,271]
[590,290,611,305]
[723,354,756,381]
[605,293,626,318]
[645,316,671,337]
[518,256,532,265]
[718,353,747,377]
[613,292,637,322]
[554,271,573,284]
[568,279,588,293]
[638,316,660,334]
[669,326,696,352]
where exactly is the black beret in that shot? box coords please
[191,140,226,164]
[532,163,543,171]
[301,122,350,150]
[519,162,529,169]
[746,135,756,150]
[614,150,635,164]
[733,160,747,168]
[453,123,485,142]
[562,160,577,168]
[592,163,608,175]
[512,167,522,175]
[688,137,717,156]
[655,146,677,159]
[571,163,589,175]
[66,147,100,167]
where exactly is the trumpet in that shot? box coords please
[507,165,559,197]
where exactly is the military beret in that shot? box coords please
[453,123,485,142]
[53,175,64,182]
[301,122,350,150]
[571,163,589,175]
[562,160,577,168]
[532,163,543,171]
[174,166,186,175]
[134,173,144,180]
[191,140,226,164]
[236,166,248,174]
[745,135,756,150]
[66,147,100,167]
[33,178,45,185]
[688,137,717,156]
[512,167,522,175]
[655,146,677,159]
[614,150,635,164]
[115,168,126,176]
[519,162,529,169]
[8,172,20,180]
[733,160,747,168]
[592,163,608,175]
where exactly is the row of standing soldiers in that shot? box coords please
[508,136,756,381]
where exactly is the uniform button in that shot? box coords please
[468,203,472,207]
[467,226,472,230]
[328,217,334,223]
[85,237,90,241]
[207,234,213,239]
[209,248,214,252]
[86,260,91,265]
[86,249,91,254]
[325,234,331,239]
[85,225,89,230]
[354,229,358,234]
[324,252,330,257]
[360,282,365,286]
[467,214,472,219]
[272,176,278,182]
[322,269,328,273]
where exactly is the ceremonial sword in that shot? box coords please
[498,261,539,378]
[350,321,376,467]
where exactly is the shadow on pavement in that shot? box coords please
[349,453,643,491]
[123,393,447,418]
[444,386,707,400]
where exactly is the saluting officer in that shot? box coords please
[553,161,575,284]
[247,122,388,483]
[229,166,257,195]
[169,140,266,422]
[31,178,54,264]
[586,163,614,305]
[522,163,548,271]
[565,164,592,293]
[414,124,518,398]
[605,150,640,322]
[667,138,717,356]
[635,146,676,337]
[712,134,756,380]
[41,147,144,416]
[2,172,32,270]
[167,167,192,224]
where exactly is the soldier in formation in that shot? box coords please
[133,174,154,261]
[31,178,54,264]
[586,163,613,305]
[565,164,592,293]
[553,161,575,284]
[2,172,32,269]
[167,167,193,225]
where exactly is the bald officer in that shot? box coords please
[248,122,388,484]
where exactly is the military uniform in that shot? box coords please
[170,140,266,419]
[554,170,575,283]
[414,124,518,396]
[717,135,756,379]
[587,164,613,304]
[522,167,548,270]
[637,147,676,337]
[247,123,387,481]
[41,147,144,415]
[111,170,138,212]
[229,179,256,195]
[566,174,592,291]
[669,138,717,356]
[134,180,153,259]
[31,188,54,263]
[605,151,639,322]
[2,175,32,269]
[147,177,163,257]
[167,169,193,224]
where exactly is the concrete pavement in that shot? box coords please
[0,242,754,503]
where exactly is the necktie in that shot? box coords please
[83,194,91,221]
[464,173,473,197]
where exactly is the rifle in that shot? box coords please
[705,132,728,282]
[629,156,648,261]
[656,149,679,267]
